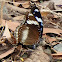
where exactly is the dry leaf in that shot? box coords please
[43,28,62,35]
[0,47,15,59]
[2,20,20,31]
[21,1,30,8]
[43,34,57,44]
[11,1,30,8]
[3,23,11,38]
[13,15,25,21]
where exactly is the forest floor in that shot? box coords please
[0,0,62,62]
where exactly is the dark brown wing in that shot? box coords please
[17,24,40,45]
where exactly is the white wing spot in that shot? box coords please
[22,27,29,43]
[34,9,39,12]
[27,20,39,25]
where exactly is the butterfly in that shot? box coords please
[14,14,40,46]
[14,2,43,49]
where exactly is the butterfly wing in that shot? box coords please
[15,24,40,45]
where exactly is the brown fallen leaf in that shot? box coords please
[5,3,30,15]
[11,1,30,8]
[41,11,52,18]
[43,34,57,44]
[13,15,25,21]
[21,1,30,8]
[2,21,17,44]
[43,28,62,35]
[12,2,21,7]
[40,10,62,19]
[47,36,56,44]
[2,19,20,31]
[0,47,15,59]
[3,22,11,38]
[47,2,55,10]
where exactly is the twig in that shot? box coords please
[52,10,62,12]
